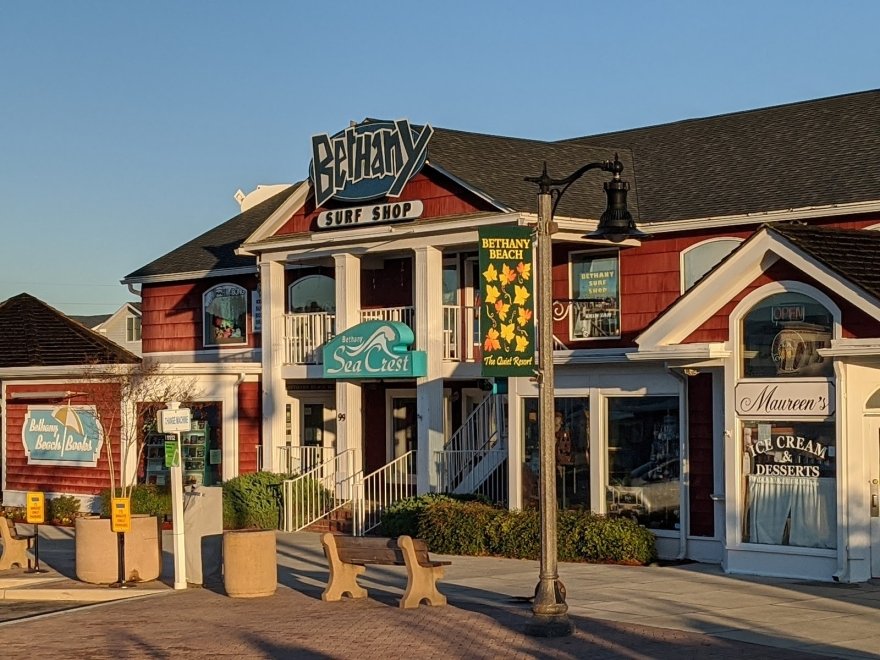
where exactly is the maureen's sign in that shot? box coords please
[322,321,427,379]
[735,380,835,418]
[310,119,433,207]
[478,226,535,377]
[21,405,104,467]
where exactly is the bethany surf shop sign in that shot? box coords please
[735,380,834,418]
[322,321,427,379]
[478,226,535,377]
[310,119,433,207]
[21,405,104,466]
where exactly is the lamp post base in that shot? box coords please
[525,578,574,637]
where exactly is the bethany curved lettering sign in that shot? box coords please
[322,321,426,379]
[310,119,433,207]
[735,381,834,418]
[21,405,105,466]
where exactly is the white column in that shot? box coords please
[414,246,444,493]
[260,259,286,472]
[334,254,363,477]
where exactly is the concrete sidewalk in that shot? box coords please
[1,526,878,658]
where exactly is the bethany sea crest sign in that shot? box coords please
[310,119,434,208]
[322,321,427,379]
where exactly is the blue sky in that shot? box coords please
[2,1,879,314]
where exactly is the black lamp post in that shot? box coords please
[523,154,645,637]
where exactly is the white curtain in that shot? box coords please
[747,475,836,549]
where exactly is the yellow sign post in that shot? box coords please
[111,497,132,533]
[26,491,45,524]
[25,491,46,573]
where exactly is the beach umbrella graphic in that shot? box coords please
[53,406,83,457]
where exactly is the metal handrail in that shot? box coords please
[277,445,335,475]
[281,449,355,532]
[353,451,416,536]
[438,394,507,495]
[435,449,508,505]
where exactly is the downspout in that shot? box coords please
[233,372,246,478]
[127,283,141,298]
[665,364,689,560]
[832,358,849,583]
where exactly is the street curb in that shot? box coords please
[0,586,168,602]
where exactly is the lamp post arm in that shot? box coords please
[524,155,623,219]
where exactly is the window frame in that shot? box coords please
[202,283,248,347]
[680,237,743,293]
[567,249,621,342]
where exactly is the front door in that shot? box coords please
[868,416,880,578]
[387,392,417,462]
[284,393,336,473]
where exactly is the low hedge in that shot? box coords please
[381,497,657,565]
[98,485,172,518]
[222,471,331,530]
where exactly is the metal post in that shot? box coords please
[526,191,573,637]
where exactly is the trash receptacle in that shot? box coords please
[183,486,223,586]
[223,529,277,597]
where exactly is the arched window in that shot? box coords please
[203,283,248,346]
[288,274,335,313]
[681,238,743,292]
[741,291,833,378]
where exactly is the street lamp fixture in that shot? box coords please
[523,154,645,637]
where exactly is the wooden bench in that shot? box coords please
[321,533,450,609]
[0,517,35,570]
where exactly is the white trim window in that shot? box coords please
[681,237,742,293]
[288,274,335,313]
[203,283,248,346]
[126,315,142,342]
[568,250,620,340]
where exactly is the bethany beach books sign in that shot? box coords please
[310,119,433,207]
[21,405,105,466]
[479,226,535,377]
[322,321,427,379]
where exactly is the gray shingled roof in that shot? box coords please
[426,128,635,219]
[769,223,880,300]
[0,293,140,368]
[563,89,880,223]
[125,89,880,280]
[124,184,295,280]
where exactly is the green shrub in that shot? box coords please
[221,471,329,530]
[418,501,504,556]
[98,485,171,518]
[382,496,657,565]
[47,495,81,524]
[380,493,458,537]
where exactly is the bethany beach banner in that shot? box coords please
[479,226,535,376]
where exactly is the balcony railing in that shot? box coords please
[281,304,488,365]
[282,312,335,365]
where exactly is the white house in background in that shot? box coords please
[72,302,142,356]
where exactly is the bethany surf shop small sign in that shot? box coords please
[21,405,104,466]
[479,226,535,376]
[310,119,433,207]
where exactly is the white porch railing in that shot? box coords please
[283,312,335,364]
[278,445,335,475]
[360,306,414,327]
[442,304,480,362]
[435,449,507,504]
[281,449,356,532]
[353,451,416,536]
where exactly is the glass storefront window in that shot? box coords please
[522,397,589,510]
[742,292,832,378]
[289,274,335,313]
[607,397,680,531]
[741,420,836,549]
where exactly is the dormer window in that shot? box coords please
[203,284,248,346]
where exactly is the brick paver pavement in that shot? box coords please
[0,585,832,659]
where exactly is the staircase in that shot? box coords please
[435,393,508,504]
